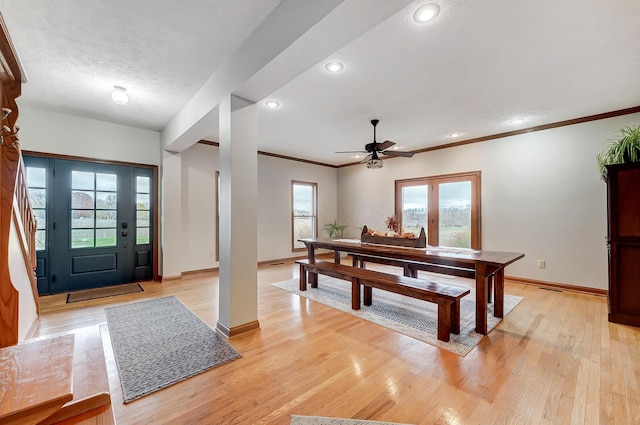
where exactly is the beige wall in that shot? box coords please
[337,113,640,290]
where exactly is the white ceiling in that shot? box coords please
[2,0,640,166]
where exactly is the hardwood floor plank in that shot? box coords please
[30,262,640,425]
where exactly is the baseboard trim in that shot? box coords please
[216,320,260,339]
[506,275,607,296]
[182,267,219,276]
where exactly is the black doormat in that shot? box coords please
[66,283,144,303]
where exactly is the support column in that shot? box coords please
[160,150,183,279]
[216,95,259,338]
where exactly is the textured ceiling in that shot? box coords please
[2,0,640,165]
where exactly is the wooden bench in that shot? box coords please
[296,259,470,342]
[350,253,495,302]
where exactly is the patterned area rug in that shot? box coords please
[291,416,414,425]
[105,296,241,403]
[273,276,522,356]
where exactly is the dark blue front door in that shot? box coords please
[24,156,153,294]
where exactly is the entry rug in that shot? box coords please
[67,283,143,303]
[105,296,241,403]
[291,416,414,425]
[273,276,522,356]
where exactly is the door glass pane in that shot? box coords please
[96,173,117,191]
[29,188,46,209]
[137,210,150,227]
[35,230,46,251]
[136,227,149,245]
[401,185,428,237]
[96,229,117,247]
[26,167,46,188]
[439,181,471,248]
[71,171,94,190]
[137,176,150,193]
[34,209,46,229]
[96,192,117,209]
[71,210,94,228]
[72,191,95,208]
[137,194,150,210]
[96,210,117,228]
[71,229,94,248]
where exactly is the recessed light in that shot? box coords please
[111,86,128,105]
[448,132,461,138]
[413,3,441,23]
[265,100,280,109]
[509,118,526,125]
[325,62,344,73]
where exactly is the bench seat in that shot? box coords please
[296,259,470,341]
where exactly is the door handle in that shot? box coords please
[122,231,128,237]
[122,222,128,229]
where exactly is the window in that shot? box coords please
[26,167,47,251]
[292,181,317,250]
[395,171,481,249]
[71,171,118,248]
[136,176,151,244]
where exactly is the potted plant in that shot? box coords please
[597,125,640,180]
[323,219,347,238]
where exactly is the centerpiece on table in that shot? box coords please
[360,215,426,248]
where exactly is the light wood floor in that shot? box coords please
[34,260,640,425]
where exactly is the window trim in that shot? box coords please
[395,171,481,249]
[291,180,318,252]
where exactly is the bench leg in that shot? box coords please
[363,286,372,306]
[403,264,411,277]
[299,264,307,291]
[310,271,318,288]
[437,303,452,342]
[450,300,461,334]
[351,278,361,310]
[352,255,358,267]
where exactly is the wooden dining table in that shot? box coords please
[299,238,525,335]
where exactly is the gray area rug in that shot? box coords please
[105,296,241,403]
[291,416,414,425]
[273,276,522,356]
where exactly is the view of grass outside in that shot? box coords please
[292,182,316,249]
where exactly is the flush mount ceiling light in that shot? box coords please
[413,3,441,23]
[509,118,526,125]
[111,86,128,105]
[265,100,280,109]
[325,61,344,73]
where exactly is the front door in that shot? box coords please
[24,156,154,294]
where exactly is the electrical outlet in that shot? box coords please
[538,260,546,269]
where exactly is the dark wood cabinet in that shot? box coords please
[606,162,640,326]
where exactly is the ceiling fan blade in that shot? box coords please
[376,140,395,151]
[382,150,414,158]
[359,154,373,163]
[335,150,368,154]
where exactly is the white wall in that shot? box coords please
[337,113,640,290]
[9,220,38,341]
[178,144,338,272]
[17,106,161,165]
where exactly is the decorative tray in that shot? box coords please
[360,225,426,248]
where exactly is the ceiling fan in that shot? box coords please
[336,119,414,168]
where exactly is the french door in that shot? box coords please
[24,156,154,294]
[395,171,481,249]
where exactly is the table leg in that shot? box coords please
[334,250,340,263]
[306,245,318,288]
[494,268,504,318]
[475,263,488,335]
